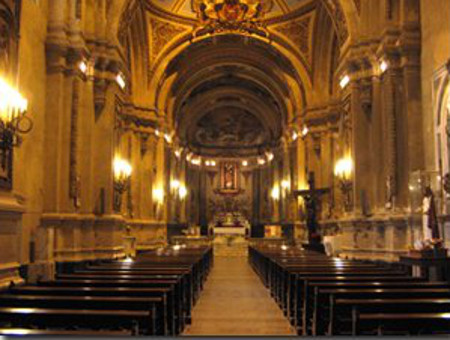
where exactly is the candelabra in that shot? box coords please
[0,78,31,154]
[113,157,132,212]
[334,157,353,212]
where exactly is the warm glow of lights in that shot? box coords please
[242,160,248,167]
[281,180,291,190]
[380,60,388,74]
[292,131,298,141]
[266,152,274,162]
[1,329,34,335]
[271,185,280,200]
[155,129,161,137]
[339,75,350,89]
[281,245,289,251]
[179,185,187,199]
[173,244,181,251]
[123,257,134,263]
[113,157,132,182]
[174,149,181,158]
[191,157,201,166]
[171,179,180,191]
[258,158,266,165]
[186,153,193,161]
[0,78,28,124]
[79,61,88,74]
[205,160,216,167]
[334,157,353,181]
[211,160,216,166]
[116,73,126,89]
[164,133,172,144]
[302,126,309,138]
[153,187,165,204]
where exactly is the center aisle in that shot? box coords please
[183,256,296,336]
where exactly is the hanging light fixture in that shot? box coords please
[0,78,31,151]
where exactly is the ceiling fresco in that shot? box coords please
[148,0,313,20]
[192,108,268,149]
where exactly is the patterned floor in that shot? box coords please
[183,257,296,336]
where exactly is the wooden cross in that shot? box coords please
[293,172,330,246]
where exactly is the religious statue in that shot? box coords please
[421,186,441,246]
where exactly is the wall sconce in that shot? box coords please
[301,125,309,139]
[170,179,180,192]
[191,157,201,166]
[178,185,187,200]
[78,60,88,74]
[266,151,274,162]
[339,75,350,89]
[113,157,132,212]
[164,133,172,144]
[271,185,280,201]
[334,157,353,211]
[115,72,126,90]
[281,179,291,191]
[242,160,248,167]
[205,160,216,167]
[257,158,266,166]
[0,78,31,151]
[153,187,165,205]
[380,60,388,74]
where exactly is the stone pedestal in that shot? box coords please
[0,193,25,288]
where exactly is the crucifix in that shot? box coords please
[293,172,330,252]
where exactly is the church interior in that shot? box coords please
[0,0,449,336]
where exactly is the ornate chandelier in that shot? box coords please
[192,0,273,37]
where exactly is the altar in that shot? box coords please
[214,226,247,236]
[210,212,249,257]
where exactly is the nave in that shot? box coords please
[0,243,449,336]
[183,256,295,336]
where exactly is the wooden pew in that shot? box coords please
[39,277,189,332]
[304,280,449,335]
[317,288,450,335]
[0,293,167,335]
[9,285,178,335]
[0,307,153,335]
[0,328,132,336]
[334,298,450,335]
[354,312,450,336]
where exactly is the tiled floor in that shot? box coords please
[183,257,296,336]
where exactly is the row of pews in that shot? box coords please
[249,245,450,336]
[0,245,213,336]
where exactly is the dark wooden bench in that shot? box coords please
[0,307,153,335]
[38,278,189,333]
[304,280,448,335]
[354,312,450,336]
[0,328,132,336]
[334,298,450,335]
[0,294,166,335]
[316,288,450,335]
[9,285,178,335]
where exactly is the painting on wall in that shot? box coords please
[220,161,239,194]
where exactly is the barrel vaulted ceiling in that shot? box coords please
[117,0,361,157]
